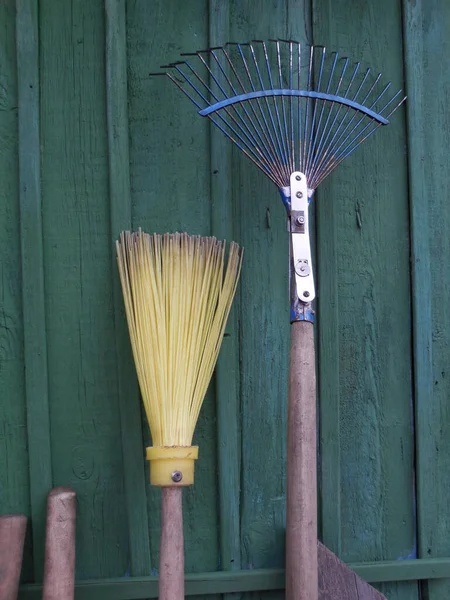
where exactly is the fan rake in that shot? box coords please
[153,40,404,314]
[152,39,405,600]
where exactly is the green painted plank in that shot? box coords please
[105,0,151,577]
[208,1,242,592]
[0,0,32,582]
[18,569,284,599]
[403,2,450,600]
[16,0,53,581]
[39,0,128,579]
[311,2,418,599]
[18,557,450,599]
[229,5,293,600]
[126,0,219,584]
[228,4,312,600]
[317,190,341,555]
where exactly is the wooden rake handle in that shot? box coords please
[286,320,318,600]
[159,487,184,600]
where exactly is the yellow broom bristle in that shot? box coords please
[116,230,243,448]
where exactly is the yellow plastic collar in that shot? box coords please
[146,446,199,487]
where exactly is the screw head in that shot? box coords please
[296,191,303,198]
[303,291,310,298]
[295,175,301,181]
[171,471,183,483]
[296,216,305,225]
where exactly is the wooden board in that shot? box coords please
[1,0,450,597]
[229,5,303,600]
[312,1,418,599]
[403,1,450,599]
[0,0,33,582]
[319,543,386,600]
[39,0,128,579]
[126,0,220,590]
[105,0,151,576]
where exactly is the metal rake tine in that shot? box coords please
[309,56,349,178]
[305,51,339,176]
[220,45,287,184]
[310,67,378,180]
[274,40,292,173]
[243,41,289,182]
[255,40,290,180]
[171,63,275,172]
[288,40,295,172]
[208,48,286,183]
[305,46,327,176]
[302,45,315,173]
[154,39,406,193]
[194,51,278,172]
[311,88,404,188]
[324,80,393,164]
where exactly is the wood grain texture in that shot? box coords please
[317,137,341,556]
[208,2,242,596]
[230,3,290,593]
[16,0,52,581]
[42,488,76,600]
[126,0,219,586]
[318,542,386,600]
[0,0,32,582]
[2,0,450,594]
[286,322,318,600]
[17,556,450,600]
[0,514,27,600]
[105,0,151,577]
[312,2,418,599]
[229,4,311,600]
[39,0,128,579]
[403,2,450,599]
[159,488,184,600]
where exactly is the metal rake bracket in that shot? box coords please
[151,39,406,320]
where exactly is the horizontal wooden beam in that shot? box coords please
[18,558,450,599]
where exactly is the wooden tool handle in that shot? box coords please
[42,487,76,600]
[159,487,184,600]
[286,320,318,600]
[0,514,27,600]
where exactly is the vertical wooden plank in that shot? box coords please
[228,3,310,600]
[39,0,128,579]
[126,0,219,589]
[317,195,341,555]
[403,2,450,599]
[0,0,32,582]
[105,0,151,576]
[208,0,242,592]
[231,1,290,575]
[16,0,53,581]
[312,2,418,599]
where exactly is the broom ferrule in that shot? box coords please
[146,446,199,487]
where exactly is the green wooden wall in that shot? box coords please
[0,0,449,598]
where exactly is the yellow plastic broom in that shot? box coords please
[116,230,242,600]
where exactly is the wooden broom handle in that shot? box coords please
[286,320,318,600]
[159,487,184,600]
[42,487,76,600]
[0,514,27,600]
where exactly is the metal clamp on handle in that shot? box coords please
[290,171,315,304]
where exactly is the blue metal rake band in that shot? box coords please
[198,89,390,125]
